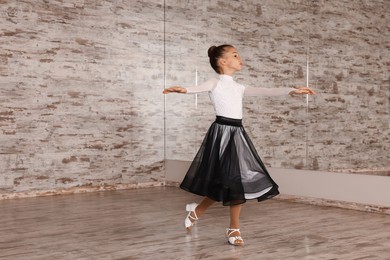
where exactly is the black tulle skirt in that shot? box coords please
[180,116,279,206]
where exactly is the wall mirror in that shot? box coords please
[163,0,390,177]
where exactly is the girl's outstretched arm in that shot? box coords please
[244,86,316,96]
[163,78,218,94]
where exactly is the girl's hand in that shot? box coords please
[289,87,316,96]
[163,86,187,94]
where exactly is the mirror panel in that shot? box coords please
[306,1,390,174]
[164,0,390,176]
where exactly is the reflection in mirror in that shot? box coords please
[164,1,390,176]
[306,1,389,176]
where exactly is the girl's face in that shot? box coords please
[219,47,243,75]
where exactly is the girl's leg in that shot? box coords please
[186,197,215,229]
[195,197,215,217]
[228,204,244,245]
[229,204,242,229]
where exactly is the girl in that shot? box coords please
[163,44,315,246]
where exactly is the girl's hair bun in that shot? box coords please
[208,46,217,57]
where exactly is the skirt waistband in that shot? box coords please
[215,116,243,127]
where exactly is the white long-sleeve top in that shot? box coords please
[185,75,294,119]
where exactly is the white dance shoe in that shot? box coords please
[226,228,244,246]
[184,203,198,230]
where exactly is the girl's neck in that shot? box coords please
[220,67,237,76]
[220,71,235,76]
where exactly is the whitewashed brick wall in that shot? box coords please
[164,0,390,173]
[0,1,165,198]
[0,0,389,197]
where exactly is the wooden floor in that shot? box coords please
[0,187,389,260]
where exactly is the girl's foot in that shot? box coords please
[226,228,244,246]
[184,203,198,230]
